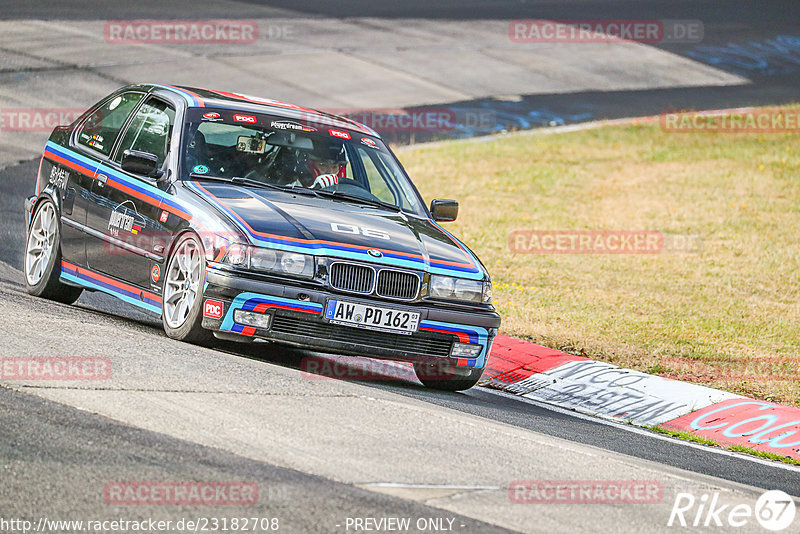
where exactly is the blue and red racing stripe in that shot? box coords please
[60,260,162,314]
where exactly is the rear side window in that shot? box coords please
[115,98,176,168]
[77,92,144,156]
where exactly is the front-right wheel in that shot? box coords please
[413,362,484,391]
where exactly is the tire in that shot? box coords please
[413,362,484,391]
[161,233,213,345]
[24,199,83,304]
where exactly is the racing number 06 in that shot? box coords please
[330,223,390,240]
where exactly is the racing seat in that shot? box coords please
[185,130,209,172]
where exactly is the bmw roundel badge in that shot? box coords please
[368,249,383,258]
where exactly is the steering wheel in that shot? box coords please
[320,177,383,202]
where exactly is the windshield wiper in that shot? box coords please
[187,173,316,195]
[188,172,272,189]
[313,190,401,212]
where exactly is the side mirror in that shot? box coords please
[430,199,458,222]
[121,149,162,178]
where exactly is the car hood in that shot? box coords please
[189,182,486,279]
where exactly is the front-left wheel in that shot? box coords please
[162,233,212,345]
[413,362,484,391]
[24,199,83,304]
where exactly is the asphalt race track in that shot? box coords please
[1,1,799,533]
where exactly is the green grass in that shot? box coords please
[649,426,719,447]
[650,426,800,465]
[729,445,800,466]
[400,106,800,407]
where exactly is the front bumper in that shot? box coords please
[202,269,501,369]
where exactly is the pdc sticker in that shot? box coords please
[203,299,224,319]
[328,129,351,140]
[233,114,257,124]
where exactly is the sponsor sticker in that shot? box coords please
[202,111,222,121]
[192,165,209,175]
[108,201,144,237]
[270,120,316,132]
[159,210,169,223]
[328,128,351,140]
[233,114,257,124]
[361,137,378,148]
[151,265,161,283]
[50,167,70,189]
[203,299,224,319]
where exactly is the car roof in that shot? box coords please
[143,83,380,138]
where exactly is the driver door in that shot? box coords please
[85,97,176,289]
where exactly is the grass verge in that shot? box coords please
[650,425,800,466]
[401,106,800,407]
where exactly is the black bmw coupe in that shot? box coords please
[24,84,500,390]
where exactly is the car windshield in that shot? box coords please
[181,108,424,215]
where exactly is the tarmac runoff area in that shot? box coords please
[0,15,748,168]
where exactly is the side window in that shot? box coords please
[115,98,176,168]
[77,92,144,156]
[357,147,396,205]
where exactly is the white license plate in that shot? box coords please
[324,299,420,335]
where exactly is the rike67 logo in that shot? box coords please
[203,299,224,319]
[668,490,796,531]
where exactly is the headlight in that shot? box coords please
[429,275,492,304]
[250,248,277,271]
[224,244,248,266]
[281,252,309,276]
[224,245,315,278]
